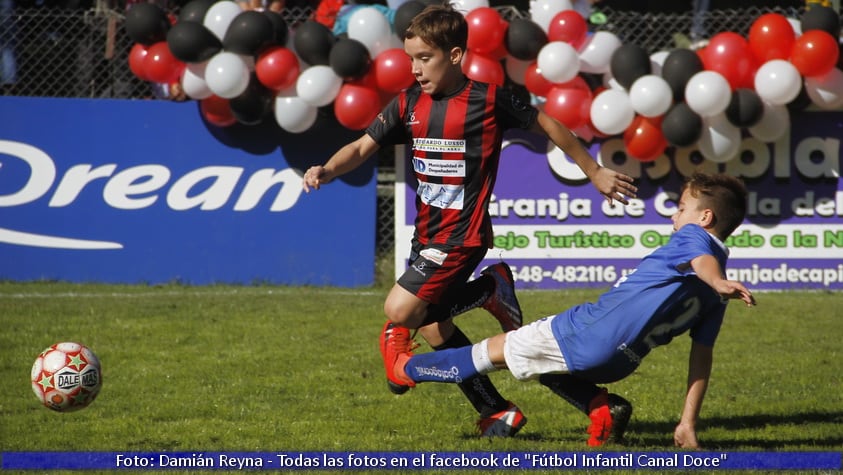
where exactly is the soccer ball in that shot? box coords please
[31,342,102,412]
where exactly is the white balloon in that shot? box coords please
[805,68,843,110]
[629,74,673,117]
[748,101,790,142]
[205,52,250,99]
[754,59,802,106]
[181,62,213,100]
[602,71,623,90]
[537,41,580,84]
[530,0,573,33]
[296,65,342,107]
[649,50,670,77]
[590,88,635,135]
[787,17,802,37]
[698,113,741,163]
[685,70,732,117]
[347,7,393,57]
[274,95,318,133]
[505,56,531,85]
[579,31,621,74]
[203,1,242,42]
[450,0,489,14]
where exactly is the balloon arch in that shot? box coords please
[124,0,842,162]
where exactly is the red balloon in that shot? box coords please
[748,13,796,64]
[374,48,414,93]
[558,74,590,92]
[334,83,381,130]
[200,95,237,127]
[701,32,756,90]
[623,115,667,162]
[462,50,505,86]
[144,41,184,84]
[466,7,506,55]
[544,86,592,129]
[256,46,300,91]
[524,61,553,97]
[790,29,840,78]
[547,10,588,50]
[128,43,151,81]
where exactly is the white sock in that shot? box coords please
[471,338,496,375]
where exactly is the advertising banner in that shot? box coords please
[396,112,842,291]
[0,97,375,286]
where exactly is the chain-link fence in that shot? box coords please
[0,3,806,265]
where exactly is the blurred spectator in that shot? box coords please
[0,0,18,94]
[237,0,284,13]
[690,0,710,48]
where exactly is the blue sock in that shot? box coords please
[404,346,478,384]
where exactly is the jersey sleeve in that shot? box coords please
[495,86,538,130]
[672,225,729,347]
[365,93,408,146]
[670,224,729,275]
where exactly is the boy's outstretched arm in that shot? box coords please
[532,110,638,205]
[303,134,380,192]
[690,254,756,306]
[675,341,712,449]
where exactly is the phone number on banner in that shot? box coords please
[510,264,621,284]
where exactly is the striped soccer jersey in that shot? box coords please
[367,80,537,248]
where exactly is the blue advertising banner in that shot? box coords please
[0,97,375,286]
[396,112,842,290]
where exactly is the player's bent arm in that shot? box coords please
[322,134,381,181]
[303,134,380,192]
[531,111,637,205]
[675,341,713,449]
[690,254,756,306]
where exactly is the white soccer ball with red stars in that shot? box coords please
[31,342,102,412]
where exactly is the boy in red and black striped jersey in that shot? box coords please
[303,3,637,437]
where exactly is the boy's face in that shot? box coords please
[404,36,463,96]
[672,188,710,232]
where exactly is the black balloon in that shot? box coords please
[801,5,841,39]
[166,21,221,63]
[230,77,273,126]
[329,38,371,80]
[178,0,216,24]
[787,83,812,112]
[293,20,336,66]
[125,3,170,46]
[725,88,763,128]
[661,49,704,102]
[505,18,548,61]
[610,44,650,90]
[223,11,275,56]
[394,0,426,38]
[662,102,703,147]
[264,10,289,47]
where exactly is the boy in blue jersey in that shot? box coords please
[382,172,756,448]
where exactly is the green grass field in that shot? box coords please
[0,282,841,474]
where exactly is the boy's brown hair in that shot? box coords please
[403,4,468,52]
[683,172,748,239]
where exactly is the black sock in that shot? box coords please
[421,276,494,327]
[433,326,509,417]
[539,373,603,415]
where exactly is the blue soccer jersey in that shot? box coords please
[550,224,729,383]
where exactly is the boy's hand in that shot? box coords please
[674,422,700,449]
[591,167,637,205]
[712,279,756,307]
[303,166,330,192]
